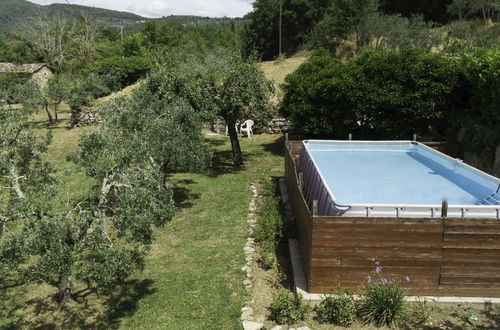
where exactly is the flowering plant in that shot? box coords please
[359,259,409,327]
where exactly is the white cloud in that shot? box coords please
[27,0,254,18]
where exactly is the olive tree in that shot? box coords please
[167,50,274,167]
[0,70,208,308]
[0,100,53,234]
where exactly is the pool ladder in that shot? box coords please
[479,185,500,205]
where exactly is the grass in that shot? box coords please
[0,102,285,328]
[259,54,309,101]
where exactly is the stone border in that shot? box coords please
[279,178,500,305]
[240,184,265,330]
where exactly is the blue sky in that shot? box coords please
[27,0,255,18]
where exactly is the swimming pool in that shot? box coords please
[298,140,500,218]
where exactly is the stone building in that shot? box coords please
[0,63,53,88]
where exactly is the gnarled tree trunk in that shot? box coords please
[44,104,54,124]
[226,118,243,167]
[58,273,74,309]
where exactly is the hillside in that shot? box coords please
[0,0,240,34]
[0,0,142,33]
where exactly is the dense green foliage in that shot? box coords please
[457,49,500,164]
[0,73,31,104]
[281,48,459,139]
[85,56,151,88]
[270,290,309,324]
[315,287,357,326]
[141,20,239,52]
[379,0,453,23]
[243,0,499,60]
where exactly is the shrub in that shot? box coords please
[257,250,274,270]
[410,296,438,327]
[281,48,459,140]
[359,281,407,327]
[86,56,151,89]
[270,290,308,324]
[457,49,500,166]
[315,287,356,326]
[358,259,408,327]
[254,181,283,245]
[0,73,31,104]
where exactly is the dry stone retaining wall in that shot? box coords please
[71,108,102,127]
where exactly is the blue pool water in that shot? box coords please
[305,141,500,206]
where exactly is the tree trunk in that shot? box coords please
[58,273,74,309]
[226,118,243,167]
[99,176,112,236]
[9,164,25,199]
[44,104,53,124]
[53,105,58,122]
[161,162,169,187]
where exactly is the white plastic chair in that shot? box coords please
[240,120,254,138]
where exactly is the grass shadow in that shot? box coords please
[262,135,286,157]
[204,138,226,147]
[0,279,156,329]
[96,279,156,329]
[171,179,200,209]
[205,148,254,178]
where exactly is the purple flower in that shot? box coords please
[370,258,376,262]
[405,275,411,282]
[375,261,381,266]
[374,266,382,274]
[366,275,372,283]
[381,278,389,285]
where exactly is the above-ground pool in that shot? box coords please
[298,140,500,218]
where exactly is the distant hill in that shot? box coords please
[0,0,240,35]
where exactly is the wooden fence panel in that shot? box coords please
[285,143,312,285]
[309,217,443,294]
[440,218,500,296]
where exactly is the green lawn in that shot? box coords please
[0,116,284,329]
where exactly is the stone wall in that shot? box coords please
[72,110,295,135]
[71,108,102,127]
[262,117,294,134]
[206,117,294,135]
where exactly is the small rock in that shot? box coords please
[243,246,255,253]
[241,266,249,272]
[242,320,264,330]
[297,327,312,330]
[240,306,254,320]
[243,279,252,286]
[270,326,283,330]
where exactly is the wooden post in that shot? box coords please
[312,200,318,216]
[441,200,448,218]
[413,134,417,142]
[348,133,352,141]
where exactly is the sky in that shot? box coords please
[27,0,255,18]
